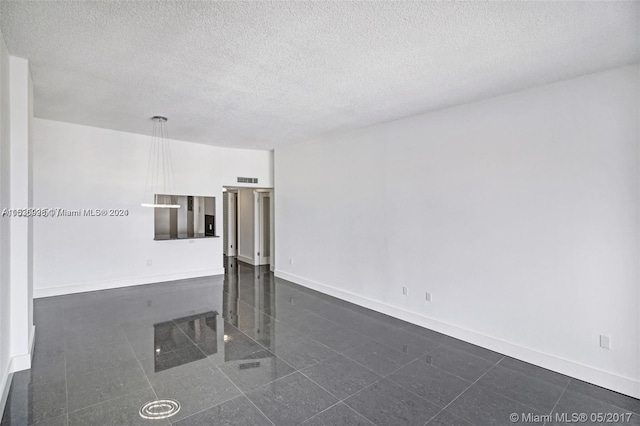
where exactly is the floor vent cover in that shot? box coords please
[139,399,181,419]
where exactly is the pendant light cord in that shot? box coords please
[143,116,176,207]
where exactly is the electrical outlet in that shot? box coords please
[600,335,611,350]
[189,239,195,244]
[425,292,432,302]
[289,258,294,265]
[147,259,152,266]
[402,286,408,296]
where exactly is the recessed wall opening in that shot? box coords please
[153,194,217,240]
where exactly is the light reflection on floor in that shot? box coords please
[1,257,638,425]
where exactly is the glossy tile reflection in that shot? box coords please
[2,256,639,425]
[153,312,218,372]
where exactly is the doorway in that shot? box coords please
[223,187,273,267]
[255,191,271,266]
[223,191,238,257]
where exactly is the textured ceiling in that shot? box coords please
[1,1,638,150]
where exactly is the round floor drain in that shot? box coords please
[139,399,181,420]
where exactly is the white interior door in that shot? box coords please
[223,192,228,254]
[255,191,271,265]
[226,192,237,256]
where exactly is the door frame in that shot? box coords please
[254,190,272,266]
[224,191,238,257]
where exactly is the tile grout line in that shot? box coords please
[293,401,343,426]
[480,361,575,415]
[421,410,471,426]
[63,343,69,424]
[62,382,154,420]
[169,317,213,360]
[294,358,384,426]
[237,287,408,339]
[272,330,338,356]
[215,365,277,426]
[296,367,344,400]
[38,336,132,424]
[226,321,275,354]
[213,310,309,402]
[144,314,250,423]
[381,344,445,378]
[429,354,570,426]
[165,392,243,426]
[294,401,377,426]
[294,342,429,416]
[421,355,507,426]
[217,352,357,426]
[293,362,382,425]
[543,381,570,426]
[324,352,384,383]
[563,378,640,416]
[225,319,306,377]
[338,376,388,425]
[418,348,488,384]
[271,283,411,332]
[435,340,506,366]
[120,324,163,422]
[338,345,464,426]
[232,289,414,357]
[232,305,345,371]
[338,341,424,381]
[382,364,471,413]
[472,367,569,417]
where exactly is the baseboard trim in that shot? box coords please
[237,255,256,265]
[9,352,31,373]
[274,269,640,399]
[34,269,224,298]
[29,325,35,358]
[0,365,12,421]
[1,324,37,417]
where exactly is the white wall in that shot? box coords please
[0,29,12,415]
[0,38,35,412]
[32,119,272,297]
[27,58,33,363]
[275,65,640,398]
[237,188,255,264]
[9,56,33,372]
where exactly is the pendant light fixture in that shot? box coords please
[141,116,180,208]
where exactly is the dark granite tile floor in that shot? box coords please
[2,257,638,425]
